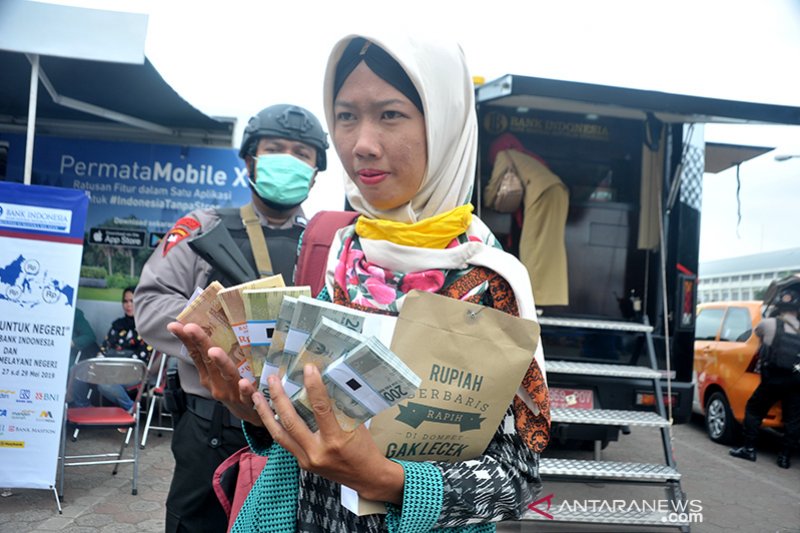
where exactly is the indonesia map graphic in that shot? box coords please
[0,255,74,309]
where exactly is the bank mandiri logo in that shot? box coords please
[527,494,703,524]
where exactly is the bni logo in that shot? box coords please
[35,392,59,401]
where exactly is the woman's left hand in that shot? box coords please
[253,364,405,504]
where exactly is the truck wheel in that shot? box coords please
[705,391,736,444]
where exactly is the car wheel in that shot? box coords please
[705,391,736,444]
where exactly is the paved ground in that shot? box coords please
[0,425,173,533]
[500,415,800,533]
[0,416,797,532]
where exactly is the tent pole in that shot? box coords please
[24,53,40,186]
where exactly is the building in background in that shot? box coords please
[698,247,800,303]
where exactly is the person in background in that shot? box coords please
[68,307,100,408]
[95,286,153,412]
[134,104,329,533]
[170,34,550,532]
[70,307,99,367]
[730,287,800,469]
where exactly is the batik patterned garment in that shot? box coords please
[102,315,153,363]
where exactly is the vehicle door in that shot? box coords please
[694,306,725,407]
[716,305,760,420]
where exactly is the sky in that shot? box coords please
[42,0,800,262]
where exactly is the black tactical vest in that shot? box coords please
[206,207,305,288]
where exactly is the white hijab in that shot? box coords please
[323,33,477,224]
[322,34,546,382]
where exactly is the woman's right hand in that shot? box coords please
[167,321,263,426]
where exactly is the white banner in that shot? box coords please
[0,182,88,490]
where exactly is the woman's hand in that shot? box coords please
[167,321,263,427]
[253,364,405,504]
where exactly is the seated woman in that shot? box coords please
[97,286,154,412]
[170,33,550,532]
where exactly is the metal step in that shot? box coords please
[539,316,653,333]
[546,361,662,379]
[540,458,681,481]
[551,408,669,427]
[520,506,690,527]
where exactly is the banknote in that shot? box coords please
[178,286,205,359]
[284,316,367,397]
[257,296,299,398]
[176,281,254,383]
[280,296,370,396]
[263,297,299,378]
[242,286,311,382]
[292,336,421,432]
[216,274,285,362]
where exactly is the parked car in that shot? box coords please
[693,300,783,443]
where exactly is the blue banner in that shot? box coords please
[1,132,250,238]
[0,181,88,242]
[0,133,250,296]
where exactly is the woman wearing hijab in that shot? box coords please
[170,33,550,532]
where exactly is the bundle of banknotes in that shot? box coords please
[176,275,303,383]
[177,284,419,431]
[291,318,421,432]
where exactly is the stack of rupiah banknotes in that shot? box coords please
[177,280,420,431]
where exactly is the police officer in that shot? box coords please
[134,104,328,532]
[730,287,800,469]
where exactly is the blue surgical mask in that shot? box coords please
[251,154,316,207]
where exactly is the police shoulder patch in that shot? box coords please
[162,216,201,256]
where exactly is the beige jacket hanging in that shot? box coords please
[492,149,570,306]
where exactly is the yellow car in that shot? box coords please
[694,300,783,443]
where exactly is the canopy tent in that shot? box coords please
[0,1,235,185]
[704,142,775,174]
[0,50,236,146]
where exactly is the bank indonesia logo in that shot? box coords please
[483,111,509,135]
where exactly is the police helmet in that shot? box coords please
[238,104,329,171]
[774,288,800,310]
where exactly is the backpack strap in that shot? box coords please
[296,210,359,296]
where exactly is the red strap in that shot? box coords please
[296,210,359,296]
[213,446,269,529]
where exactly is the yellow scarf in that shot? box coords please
[355,204,474,249]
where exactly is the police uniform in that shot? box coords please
[135,204,306,532]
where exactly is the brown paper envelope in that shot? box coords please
[348,290,540,515]
[370,290,540,461]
